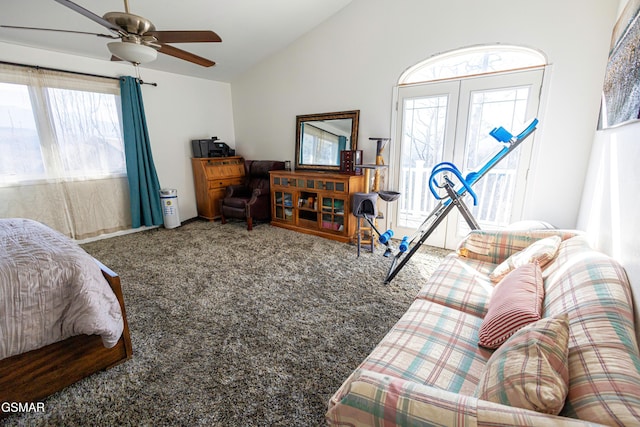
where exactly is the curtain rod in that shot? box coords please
[0,60,158,86]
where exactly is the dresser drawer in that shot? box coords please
[205,163,244,179]
[208,177,243,190]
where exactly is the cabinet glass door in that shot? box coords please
[274,191,293,221]
[320,197,345,232]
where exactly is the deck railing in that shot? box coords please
[398,160,515,229]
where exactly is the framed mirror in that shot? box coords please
[295,110,359,171]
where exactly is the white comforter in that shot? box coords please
[0,218,124,360]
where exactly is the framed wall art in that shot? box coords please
[601,0,640,128]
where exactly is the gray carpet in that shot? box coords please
[6,220,449,427]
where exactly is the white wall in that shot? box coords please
[231,0,618,229]
[577,0,640,327]
[578,122,640,278]
[578,122,640,343]
[140,71,235,220]
[0,41,235,221]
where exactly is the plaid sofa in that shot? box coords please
[327,229,640,426]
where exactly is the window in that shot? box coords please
[0,63,130,240]
[400,45,546,85]
[0,65,125,186]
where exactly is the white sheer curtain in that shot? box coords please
[0,63,131,239]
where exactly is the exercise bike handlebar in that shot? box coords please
[429,162,478,206]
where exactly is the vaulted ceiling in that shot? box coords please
[0,0,352,82]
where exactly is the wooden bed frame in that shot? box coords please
[0,260,132,407]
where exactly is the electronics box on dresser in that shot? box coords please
[191,137,236,158]
[269,170,364,243]
[191,156,245,220]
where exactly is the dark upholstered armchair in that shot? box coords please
[220,160,285,230]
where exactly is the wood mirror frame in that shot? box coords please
[294,110,359,171]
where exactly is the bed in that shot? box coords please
[0,218,132,406]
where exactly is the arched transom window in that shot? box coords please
[399,45,546,85]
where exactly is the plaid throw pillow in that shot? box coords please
[476,313,570,415]
[479,262,544,349]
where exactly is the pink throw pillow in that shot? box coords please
[478,262,544,349]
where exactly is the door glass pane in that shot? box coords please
[461,86,530,231]
[398,95,448,229]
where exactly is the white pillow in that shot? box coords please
[489,235,561,283]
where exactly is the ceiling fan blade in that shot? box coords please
[53,0,126,36]
[146,30,222,44]
[110,55,123,62]
[157,43,215,67]
[0,24,118,39]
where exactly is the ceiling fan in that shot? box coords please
[1,0,221,67]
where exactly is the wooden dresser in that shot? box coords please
[269,170,365,243]
[191,156,245,220]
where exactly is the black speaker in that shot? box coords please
[191,140,207,158]
[191,137,219,158]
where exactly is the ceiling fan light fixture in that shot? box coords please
[107,41,157,64]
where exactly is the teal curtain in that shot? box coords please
[337,136,347,164]
[119,76,163,228]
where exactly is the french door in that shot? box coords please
[390,70,543,249]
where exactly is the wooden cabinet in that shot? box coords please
[191,156,245,220]
[269,170,364,243]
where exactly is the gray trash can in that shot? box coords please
[160,188,181,229]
